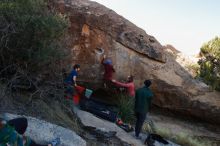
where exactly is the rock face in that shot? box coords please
[51,0,220,124]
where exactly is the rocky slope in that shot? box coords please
[50,0,220,125]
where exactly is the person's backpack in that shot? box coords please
[116,119,134,132]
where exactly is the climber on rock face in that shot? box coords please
[101,55,115,88]
[0,117,60,146]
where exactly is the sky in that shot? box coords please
[92,0,220,55]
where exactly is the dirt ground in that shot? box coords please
[149,110,220,145]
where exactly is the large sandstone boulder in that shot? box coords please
[50,0,220,125]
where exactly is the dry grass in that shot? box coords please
[142,122,215,146]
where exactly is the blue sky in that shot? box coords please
[92,0,220,55]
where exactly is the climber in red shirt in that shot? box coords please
[101,55,115,88]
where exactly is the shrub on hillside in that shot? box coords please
[0,0,68,96]
[198,37,220,91]
[0,0,68,70]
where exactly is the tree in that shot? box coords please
[0,0,69,97]
[198,37,220,91]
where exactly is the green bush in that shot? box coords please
[0,0,69,98]
[0,0,68,73]
[117,94,135,124]
[198,37,220,91]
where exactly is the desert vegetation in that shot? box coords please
[0,0,68,101]
[197,37,220,91]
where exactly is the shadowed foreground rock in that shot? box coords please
[73,107,180,146]
[3,113,86,146]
